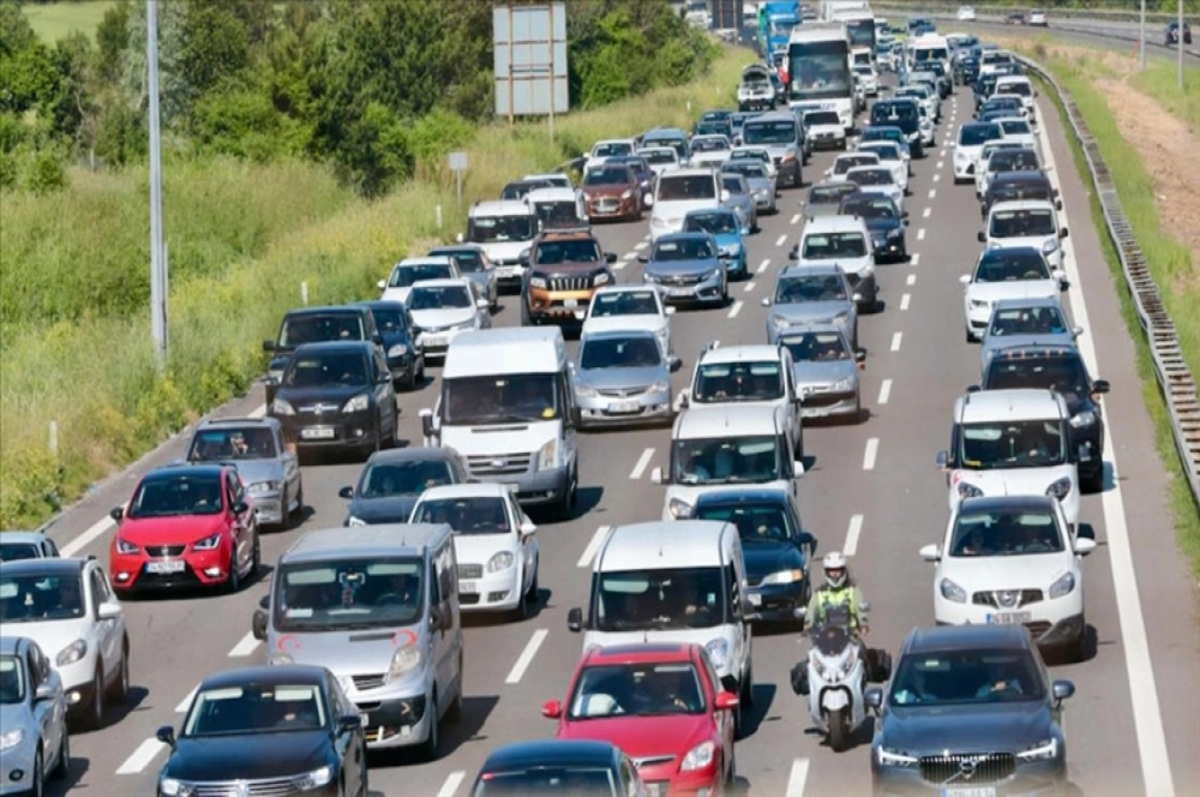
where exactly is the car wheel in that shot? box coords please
[554,469,577,521]
[227,550,241,594]
[515,571,532,621]
[401,367,418,392]
[108,638,130,704]
[251,532,261,576]
[420,690,440,762]
[446,652,464,724]
[52,726,69,779]
[291,484,304,525]
[527,561,539,605]
[84,667,105,730]
[31,747,44,797]
[965,325,974,343]
[740,662,755,708]
[1081,463,1104,494]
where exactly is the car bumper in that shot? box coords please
[577,390,673,427]
[646,276,724,305]
[753,193,776,211]
[872,235,906,259]
[350,689,434,749]
[746,580,806,621]
[954,160,976,179]
[810,132,846,149]
[935,596,1085,647]
[457,568,523,612]
[417,328,470,359]
[719,253,747,275]
[528,288,595,322]
[638,762,723,797]
[0,743,44,796]
[492,263,527,285]
[278,410,378,452]
[872,760,1066,797]
[470,464,570,507]
[111,547,235,592]
[799,387,859,418]
[247,489,285,525]
[586,196,638,220]
[966,303,992,335]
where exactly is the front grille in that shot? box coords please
[458,564,483,580]
[184,776,306,797]
[632,755,675,768]
[548,275,593,292]
[972,589,1044,608]
[352,673,386,691]
[597,387,647,398]
[467,453,532,476]
[297,403,341,416]
[920,752,1016,785]
[460,593,480,605]
[146,545,185,558]
[652,272,703,286]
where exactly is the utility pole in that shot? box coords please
[147,0,167,369]
[1140,0,1147,71]
[1179,0,1186,89]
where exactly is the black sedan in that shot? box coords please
[356,300,424,391]
[470,739,645,796]
[840,192,909,263]
[269,341,399,459]
[1166,20,1192,45]
[338,446,471,526]
[156,665,367,797]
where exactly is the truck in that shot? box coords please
[786,21,855,131]
[758,1,802,60]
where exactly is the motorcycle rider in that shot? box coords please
[804,552,869,637]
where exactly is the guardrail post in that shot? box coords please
[301,281,309,306]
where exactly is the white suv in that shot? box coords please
[649,168,724,242]
[980,199,1069,274]
[795,215,878,312]
[960,246,1064,341]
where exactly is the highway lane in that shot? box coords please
[30,78,1200,797]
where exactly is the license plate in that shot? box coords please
[609,401,640,414]
[942,789,996,797]
[147,561,185,574]
[987,611,1032,625]
[669,287,693,297]
[562,298,578,308]
[748,593,762,606]
[645,785,663,797]
[424,335,447,347]
[459,580,478,595]
[301,427,335,440]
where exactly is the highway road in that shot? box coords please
[28,70,1200,797]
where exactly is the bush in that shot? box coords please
[24,147,67,193]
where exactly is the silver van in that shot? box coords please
[251,525,464,759]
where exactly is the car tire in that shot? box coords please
[828,706,851,752]
[52,727,69,780]
[520,299,533,327]
[1081,462,1104,494]
[251,533,261,577]
[31,747,43,797]
[740,662,755,708]
[554,469,577,521]
[227,550,241,594]
[108,638,130,704]
[401,367,418,392]
[291,484,304,526]
[420,690,441,762]
[84,667,105,731]
[446,662,464,725]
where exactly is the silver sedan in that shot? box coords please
[777,325,865,421]
[573,329,681,429]
[722,160,777,215]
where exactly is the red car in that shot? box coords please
[542,643,738,797]
[108,464,260,594]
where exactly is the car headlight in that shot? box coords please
[702,269,721,282]
[529,276,547,289]
[650,380,670,394]
[594,272,612,286]
[668,497,694,519]
[719,244,741,257]
[955,150,969,161]
[387,343,408,358]
[295,766,334,790]
[158,777,191,797]
[970,299,988,309]
[772,315,791,330]
[342,393,370,413]
[832,313,849,326]
[115,537,140,555]
[269,652,294,666]
[387,643,422,681]
[620,189,633,200]
[1042,239,1059,254]
[347,515,367,527]
[940,577,968,603]
[833,376,856,391]
[1049,571,1076,599]
[1046,477,1072,500]
[0,728,24,752]
[193,532,223,551]
[271,397,296,416]
[537,438,558,470]
[681,740,716,772]
[575,384,598,399]
[761,568,804,585]
[652,217,667,228]
[877,746,919,767]
[487,551,514,572]
[57,638,88,666]
[1070,411,1097,428]
[1017,737,1060,762]
[249,480,282,494]
[451,319,477,332]
[957,481,984,499]
[705,638,730,669]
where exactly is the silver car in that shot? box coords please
[777,325,864,421]
[761,265,860,348]
[721,159,777,215]
[720,172,757,234]
[804,181,860,222]
[0,636,70,795]
[428,244,500,310]
[184,417,303,529]
[573,329,681,429]
[979,297,1082,377]
[0,532,60,562]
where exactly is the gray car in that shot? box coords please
[0,532,60,561]
[777,325,865,421]
[638,232,728,307]
[720,172,757,234]
[721,159,777,215]
[184,417,303,529]
[428,244,500,310]
[979,297,1082,377]
[573,329,681,429]
[339,447,471,526]
[761,265,859,348]
[0,636,70,795]
[804,181,861,221]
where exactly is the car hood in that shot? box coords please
[581,317,667,338]
[952,466,1074,499]
[968,281,1059,303]
[165,732,329,781]
[380,286,413,304]
[557,713,713,759]
[582,184,635,198]
[454,533,517,567]
[577,365,668,390]
[742,540,804,580]
[274,384,371,408]
[379,328,415,348]
[409,307,476,330]
[772,302,854,324]
[712,232,743,249]
[880,700,1054,755]
[222,459,284,487]
[645,258,721,277]
[792,359,858,387]
[118,513,228,545]
[745,176,774,194]
[941,552,1074,593]
[865,217,903,234]
[1,619,89,664]
[347,495,419,525]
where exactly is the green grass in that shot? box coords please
[0,44,747,528]
[23,0,115,43]
[1131,61,1200,133]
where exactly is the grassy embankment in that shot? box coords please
[23,0,115,42]
[0,44,749,527]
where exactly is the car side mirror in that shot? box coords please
[644,194,654,207]
[668,356,683,372]
[637,254,649,263]
[605,252,618,264]
[419,408,436,440]
[960,274,972,285]
[1059,227,1069,238]
[98,602,122,620]
[567,607,583,633]
[720,189,731,203]
[1074,537,1097,556]
[664,305,676,315]
[977,230,987,243]
[338,714,363,733]
[1052,268,1066,284]
[760,297,771,307]
[110,506,125,522]
[338,486,354,500]
[1092,379,1110,395]
[156,725,177,749]
[262,339,276,352]
[919,544,942,562]
[231,501,249,515]
[476,298,490,309]
[542,699,564,719]
[936,450,949,469]
[34,681,56,702]
[1072,326,1084,338]
[864,687,884,709]
[1051,680,1075,703]
[851,292,864,303]
[252,608,268,641]
[714,691,740,711]
[258,594,270,610]
[519,520,537,537]
[793,460,805,477]
[650,466,665,484]
[376,279,386,291]
[787,249,799,260]
[428,605,444,631]
[518,250,530,266]
[1056,199,1063,211]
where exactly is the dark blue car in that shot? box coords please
[356,300,424,390]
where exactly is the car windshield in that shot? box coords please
[1000,119,1032,135]
[358,459,455,498]
[469,215,535,243]
[0,655,24,704]
[0,574,85,623]
[442,373,561,425]
[432,250,486,274]
[960,124,1001,146]
[847,169,893,187]
[653,238,714,261]
[389,264,452,288]
[991,184,1053,206]
[129,474,225,518]
[721,161,766,180]
[685,212,739,235]
[274,557,423,631]
[594,566,727,631]
[805,111,841,126]
[592,142,632,158]
[990,209,1056,237]
[0,544,40,562]
[568,662,706,720]
[721,176,746,195]
[802,233,867,259]
[985,356,1090,395]
[975,251,1051,282]
[672,435,783,484]
[833,156,876,175]
[283,351,368,388]
[693,138,729,152]
[188,427,277,461]
[861,144,901,161]
[891,649,1045,706]
[278,314,362,347]
[413,497,511,535]
[959,420,1067,469]
[641,149,676,165]
[991,150,1041,172]
[777,275,847,302]
[501,181,550,200]
[535,240,602,265]
[183,683,327,737]
[988,306,1069,337]
[841,197,897,219]
[657,175,717,201]
[693,503,793,543]
[473,768,616,796]
[369,305,410,333]
[998,82,1032,97]
[409,285,472,311]
[862,127,903,144]
[781,331,852,363]
[580,336,662,370]
[533,201,584,230]
[950,506,1064,557]
[742,120,796,145]
[693,361,784,403]
[589,290,659,317]
[810,185,855,205]
[583,167,630,186]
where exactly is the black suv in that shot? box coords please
[977,345,1110,493]
[263,305,383,401]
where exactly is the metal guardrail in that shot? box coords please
[874,2,1193,25]
[1013,54,1200,510]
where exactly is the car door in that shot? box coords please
[509,492,537,594]
[277,425,301,503]
[226,471,252,570]
[779,350,802,446]
[372,351,397,437]
[328,677,365,797]
[88,566,121,684]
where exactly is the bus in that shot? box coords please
[787,21,854,131]
[758,1,802,59]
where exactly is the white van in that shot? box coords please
[419,327,579,519]
[463,200,539,289]
[648,167,725,242]
[524,186,589,232]
[566,520,756,720]
[980,199,1069,274]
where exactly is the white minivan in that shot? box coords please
[979,199,1069,275]
[648,167,725,242]
[463,200,539,289]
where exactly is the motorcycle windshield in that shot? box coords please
[812,622,852,656]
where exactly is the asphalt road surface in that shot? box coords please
[31,74,1200,797]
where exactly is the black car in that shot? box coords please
[955,55,981,86]
[691,488,817,627]
[870,100,924,157]
[354,300,424,391]
[982,171,1061,220]
[470,739,644,796]
[269,341,399,459]
[868,625,1074,797]
[1166,20,1192,45]
[840,192,909,262]
[338,446,471,525]
[263,306,384,400]
[978,345,1110,493]
[500,178,555,201]
[156,665,367,797]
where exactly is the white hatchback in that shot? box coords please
[960,246,1064,341]
[582,284,675,357]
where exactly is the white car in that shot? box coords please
[795,215,878,312]
[844,166,905,216]
[920,495,1093,662]
[826,151,880,183]
[803,110,848,151]
[581,284,675,356]
[980,199,1069,274]
[960,246,1064,341]
[405,278,491,359]
[379,256,460,306]
[584,139,637,172]
[953,121,1004,183]
[409,483,540,619]
[996,116,1038,150]
[638,146,681,178]
[855,141,909,193]
[915,103,936,147]
[994,76,1038,122]
[957,6,977,21]
[730,146,778,179]
[688,135,734,168]
[852,64,879,96]
[1028,9,1048,26]
[649,167,723,242]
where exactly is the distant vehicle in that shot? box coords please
[960,246,1064,342]
[957,6,976,21]
[1166,20,1193,45]
[377,256,461,307]
[778,324,865,421]
[1027,9,1048,26]
[978,296,1082,376]
[638,232,728,307]
[571,328,680,430]
[581,284,675,358]
[1006,12,1026,25]
[406,278,492,359]
[762,263,859,348]
[500,177,556,201]
[355,299,425,391]
[0,530,60,561]
[684,207,750,280]
[583,139,637,172]
[339,447,471,526]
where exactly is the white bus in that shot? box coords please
[787,21,855,131]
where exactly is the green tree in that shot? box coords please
[95,0,130,84]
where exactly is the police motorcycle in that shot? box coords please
[790,599,872,752]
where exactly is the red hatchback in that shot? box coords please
[109,464,260,595]
[542,643,738,797]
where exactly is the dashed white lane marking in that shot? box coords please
[744,281,756,293]
[757,258,770,274]
[785,757,811,797]
[176,685,198,713]
[844,514,865,557]
[917,228,926,241]
[630,448,655,480]
[578,526,611,568]
[933,173,941,183]
[936,160,944,170]
[910,253,921,266]
[906,273,916,286]
[624,251,638,260]
[890,331,903,352]
[922,207,932,219]
[506,629,549,684]
[634,241,649,251]
[116,738,167,775]
[614,260,627,270]
[727,300,744,319]
[900,293,911,311]
[862,438,879,471]
[60,515,115,558]
[775,234,788,247]
[228,632,261,658]
[790,213,802,225]
[248,404,267,419]
[878,379,892,405]
[927,188,937,200]
[437,772,467,797]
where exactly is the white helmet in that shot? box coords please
[823,551,848,589]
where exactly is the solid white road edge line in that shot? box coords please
[116,738,167,775]
[578,526,611,569]
[727,300,744,319]
[890,332,902,352]
[629,448,655,480]
[1037,101,1176,796]
[785,757,810,797]
[505,629,549,684]
[878,379,892,405]
[862,438,879,471]
[436,771,467,797]
[60,516,115,558]
[228,632,261,658]
[900,293,911,311]
[775,234,788,247]
[844,514,865,557]
[176,685,198,713]
[757,258,770,274]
